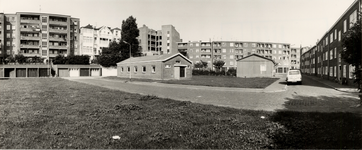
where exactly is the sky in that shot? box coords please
[0,0,356,47]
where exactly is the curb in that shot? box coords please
[305,76,359,93]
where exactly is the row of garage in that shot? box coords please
[0,65,102,78]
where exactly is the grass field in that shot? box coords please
[105,75,279,88]
[0,78,361,149]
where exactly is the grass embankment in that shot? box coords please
[0,78,361,149]
[105,75,279,88]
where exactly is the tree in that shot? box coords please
[201,60,208,69]
[5,55,15,64]
[14,54,27,64]
[53,54,67,64]
[194,62,204,70]
[120,16,140,58]
[98,41,123,67]
[341,16,361,91]
[213,60,225,72]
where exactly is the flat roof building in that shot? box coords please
[178,40,296,74]
[0,12,80,63]
[138,24,181,56]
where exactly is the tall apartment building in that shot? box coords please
[0,12,80,63]
[300,0,360,86]
[79,24,121,60]
[138,24,181,56]
[178,41,295,73]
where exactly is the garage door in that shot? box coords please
[58,68,69,77]
[39,68,49,77]
[28,68,38,77]
[5,68,15,77]
[16,68,27,77]
[69,68,79,77]
[80,68,90,76]
[91,68,100,76]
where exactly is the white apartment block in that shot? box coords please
[79,24,121,60]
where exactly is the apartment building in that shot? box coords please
[0,12,80,63]
[178,41,295,73]
[300,0,360,86]
[138,24,181,56]
[79,24,121,60]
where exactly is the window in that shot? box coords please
[343,65,346,77]
[349,65,355,79]
[230,61,234,66]
[230,43,234,47]
[334,29,337,40]
[334,48,337,59]
[244,43,248,47]
[6,25,10,30]
[42,25,47,30]
[196,55,199,58]
[176,60,180,63]
[343,20,347,32]
[252,43,256,47]
[190,56,193,59]
[334,66,336,77]
[6,33,10,38]
[165,64,171,68]
[142,66,146,72]
[349,10,357,26]
[152,66,156,73]
[223,55,226,59]
[42,33,47,39]
[6,41,10,46]
[330,33,333,43]
[278,50,282,54]
[127,66,130,72]
[195,43,199,47]
[230,49,234,53]
[195,49,199,52]
[338,31,341,41]
[42,42,47,47]
[330,50,333,60]
[229,55,234,59]
[222,49,226,53]
[42,17,47,22]
[121,67,124,72]
[134,66,138,72]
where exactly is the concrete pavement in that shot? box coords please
[302,74,360,93]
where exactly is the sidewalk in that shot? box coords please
[303,74,360,93]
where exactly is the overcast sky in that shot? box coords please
[0,0,356,47]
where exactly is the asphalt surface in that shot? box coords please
[65,75,360,112]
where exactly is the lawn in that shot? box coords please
[105,75,279,88]
[0,78,361,149]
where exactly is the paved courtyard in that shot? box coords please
[65,75,360,112]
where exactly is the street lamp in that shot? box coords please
[123,41,131,80]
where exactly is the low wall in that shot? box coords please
[101,66,117,76]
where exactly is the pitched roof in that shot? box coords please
[111,27,121,31]
[237,53,276,65]
[81,24,93,29]
[117,53,192,65]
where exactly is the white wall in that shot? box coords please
[101,66,117,76]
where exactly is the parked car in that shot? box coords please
[286,69,302,84]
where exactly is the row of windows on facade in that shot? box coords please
[318,10,357,49]
[190,54,298,62]
[188,48,296,55]
[4,24,77,32]
[179,42,290,49]
[0,49,66,55]
[6,16,70,22]
[302,48,341,64]
[303,65,355,79]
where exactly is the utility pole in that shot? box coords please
[123,41,131,80]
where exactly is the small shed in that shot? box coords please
[117,53,192,80]
[236,54,277,78]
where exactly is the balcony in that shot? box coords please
[20,27,41,32]
[20,44,40,48]
[49,20,67,26]
[49,37,67,42]
[49,45,67,49]
[20,19,40,24]
[49,28,68,34]
[20,36,40,40]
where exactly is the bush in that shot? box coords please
[53,55,90,65]
[192,69,233,76]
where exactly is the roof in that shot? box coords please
[81,24,93,29]
[236,54,276,65]
[117,53,192,65]
[111,27,121,31]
